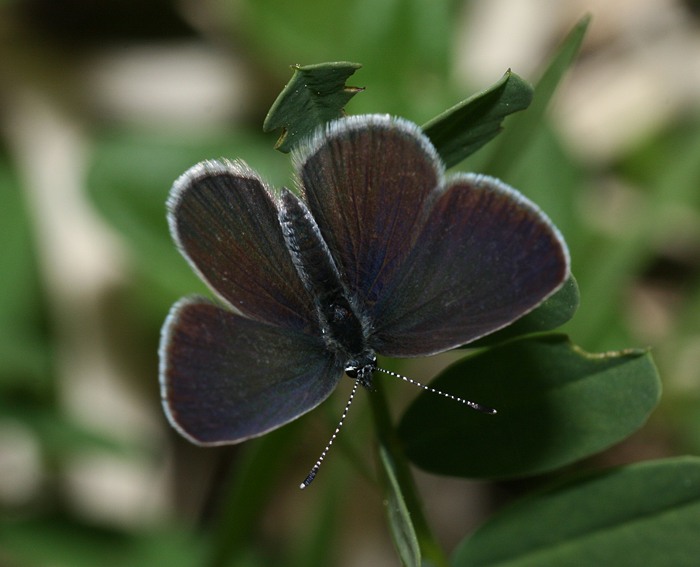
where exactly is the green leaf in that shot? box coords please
[398,334,661,479]
[483,15,590,178]
[452,457,700,567]
[378,444,422,567]
[0,157,52,388]
[470,275,580,347]
[263,62,364,152]
[422,70,533,168]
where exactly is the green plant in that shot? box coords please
[3,5,700,566]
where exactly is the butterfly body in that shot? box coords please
[279,187,375,383]
[159,114,569,447]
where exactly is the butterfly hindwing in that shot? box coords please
[371,173,570,356]
[160,297,344,445]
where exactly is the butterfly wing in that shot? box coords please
[169,159,317,332]
[294,115,441,310]
[371,173,570,357]
[295,116,567,356]
[160,297,344,445]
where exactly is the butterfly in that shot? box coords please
[159,114,569,481]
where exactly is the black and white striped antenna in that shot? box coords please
[300,379,360,489]
[299,366,495,489]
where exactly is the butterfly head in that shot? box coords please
[345,352,377,389]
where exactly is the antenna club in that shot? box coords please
[300,468,318,489]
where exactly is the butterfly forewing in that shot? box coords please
[160,297,343,445]
[169,160,317,332]
[295,116,441,310]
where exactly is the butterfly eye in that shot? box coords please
[345,362,363,377]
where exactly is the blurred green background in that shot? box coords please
[1,0,700,565]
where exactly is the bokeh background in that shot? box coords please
[1,0,700,565]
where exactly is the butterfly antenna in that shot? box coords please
[375,367,497,415]
[300,379,360,489]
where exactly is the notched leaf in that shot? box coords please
[398,333,661,479]
[263,62,364,153]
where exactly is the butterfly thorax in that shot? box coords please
[279,189,375,383]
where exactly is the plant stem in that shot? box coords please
[367,379,450,567]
